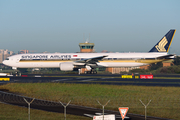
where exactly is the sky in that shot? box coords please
[0,0,180,54]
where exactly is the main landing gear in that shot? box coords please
[84,69,97,74]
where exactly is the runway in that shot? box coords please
[0,74,180,87]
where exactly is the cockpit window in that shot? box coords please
[5,58,9,60]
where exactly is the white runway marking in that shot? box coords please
[76,77,89,79]
[81,79,96,82]
[52,79,70,82]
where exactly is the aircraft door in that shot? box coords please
[16,58,20,63]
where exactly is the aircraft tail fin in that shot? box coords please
[149,29,176,53]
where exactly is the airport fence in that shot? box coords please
[57,94,180,116]
[0,91,180,119]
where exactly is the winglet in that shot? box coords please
[149,29,176,53]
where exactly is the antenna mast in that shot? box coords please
[83,33,85,42]
[89,33,90,42]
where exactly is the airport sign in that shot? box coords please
[121,75,132,78]
[0,78,10,81]
[118,107,129,120]
[140,75,153,79]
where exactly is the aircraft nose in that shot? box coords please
[2,60,6,65]
[2,60,8,65]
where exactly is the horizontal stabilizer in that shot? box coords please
[156,54,175,59]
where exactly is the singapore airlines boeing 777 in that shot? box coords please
[3,29,176,74]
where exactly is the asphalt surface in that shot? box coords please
[0,74,178,120]
[1,74,180,87]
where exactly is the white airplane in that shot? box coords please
[3,29,176,74]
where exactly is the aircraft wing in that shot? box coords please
[156,54,175,59]
[75,55,107,64]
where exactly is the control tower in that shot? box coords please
[79,41,95,53]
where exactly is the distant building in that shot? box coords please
[42,51,50,53]
[106,67,138,74]
[0,49,14,63]
[18,50,29,54]
[101,50,109,53]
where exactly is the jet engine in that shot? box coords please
[59,63,74,71]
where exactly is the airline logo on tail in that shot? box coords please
[155,36,168,52]
[149,29,176,53]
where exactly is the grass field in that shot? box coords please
[0,103,91,120]
[0,83,180,120]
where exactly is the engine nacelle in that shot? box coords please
[59,63,74,71]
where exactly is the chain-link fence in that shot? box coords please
[0,91,179,119]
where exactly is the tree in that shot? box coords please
[149,62,163,70]
[173,56,180,65]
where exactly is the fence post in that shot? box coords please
[139,99,151,120]
[23,98,35,120]
[97,100,110,120]
[59,100,71,120]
